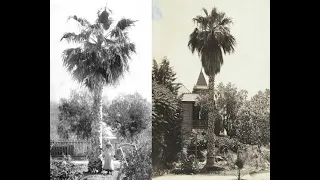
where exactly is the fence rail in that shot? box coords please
[50,140,119,159]
[50,140,89,158]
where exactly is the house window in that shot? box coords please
[193,104,200,120]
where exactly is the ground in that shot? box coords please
[152,172,270,180]
[72,160,121,180]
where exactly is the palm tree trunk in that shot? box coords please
[206,75,216,169]
[92,85,103,148]
[87,84,103,172]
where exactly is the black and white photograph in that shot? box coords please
[50,0,152,179]
[152,0,270,179]
[51,0,270,179]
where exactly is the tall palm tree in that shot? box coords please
[61,6,136,172]
[188,7,236,169]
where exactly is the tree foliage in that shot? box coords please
[197,83,270,146]
[152,57,183,169]
[152,57,180,95]
[188,7,236,76]
[60,7,136,91]
[57,89,109,140]
[235,89,270,145]
[106,93,150,142]
[57,90,93,140]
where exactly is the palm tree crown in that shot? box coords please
[188,7,236,76]
[61,7,136,91]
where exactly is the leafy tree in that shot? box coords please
[152,57,183,169]
[197,84,270,146]
[188,7,236,168]
[60,5,136,172]
[57,90,93,140]
[235,89,270,146]
[152,57,180,95]
[57,89,111,141]
[197,83,247,136]
[106,93,150,142]
[215,83,247,137]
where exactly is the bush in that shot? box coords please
[215,136,243,153]
[187,133,243,159]
[50,155,83,180]
[180,148,197,174]
[119,141,152,180]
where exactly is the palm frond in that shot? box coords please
[188,7,236,77]
[188,28,200,54]
[67,15,91,27]
[61,6,136,91]
[220,34,236,54]
[202,8,209,16]
[193,16,209,30]
[210,7,219,22]
[98,9,113,30]
[116,18,137,31]
[220,17,233,26]
[60,32,89,43]
[110,26,131,40]
[61,48,83,72]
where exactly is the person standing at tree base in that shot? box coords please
[102,141,114,175]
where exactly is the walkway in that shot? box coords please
[152,172,270,180]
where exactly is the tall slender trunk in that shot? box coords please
[92,84,103,149]
[87,84,103,172]
[206,75,216,169]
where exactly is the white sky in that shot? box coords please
[50,0,152,102]
[153,0,270,98]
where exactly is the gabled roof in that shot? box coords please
[178,84,191,96]
[182,93,199,102]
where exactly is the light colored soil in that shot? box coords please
[152,172,270,180]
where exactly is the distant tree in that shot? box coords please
[197,84,270,146]
[188,7,236,168]
[236,89,270,146]
[106,93,150,142]
[152,57,180,95]
[50,101,60,140]
[215,83,248,137]
[57,90,93,140]
[197,82,247,137]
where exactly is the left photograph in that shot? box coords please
[50,0,152,179]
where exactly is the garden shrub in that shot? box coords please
[87,147,103,173]
[119,141,152,180]
[180,148,197,174]
[50,155,83,180]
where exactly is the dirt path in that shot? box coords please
[152,172,270,180]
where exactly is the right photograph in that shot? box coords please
[152,0,270,179]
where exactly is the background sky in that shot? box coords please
[152,0,270,98]
[50,0,152,103]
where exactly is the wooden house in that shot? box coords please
[180,70,209,139]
